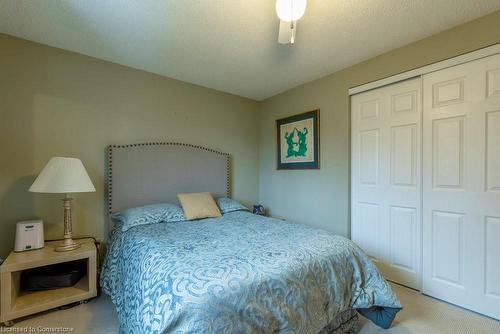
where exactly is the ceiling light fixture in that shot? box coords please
[276,0,307,45]
[276,0,307,22]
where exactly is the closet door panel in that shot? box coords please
[431,211,464,286]
[390,206,417,272]
[432,117,465,189]
[359,129,379,185]
[486,110,500,191]
[485,216,500,300]
[391,124,417,187]
[423,53,500,320]
[351,78,422,290]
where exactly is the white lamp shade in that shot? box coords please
[276,0,307,22]
[29,157,96,193]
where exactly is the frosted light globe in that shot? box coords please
[276,0,307,22]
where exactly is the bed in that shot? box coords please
[100,143,401,333]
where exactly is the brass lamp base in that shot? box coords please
[55,238,81,252]
[55,196,80,252]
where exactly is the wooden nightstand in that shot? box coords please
[0,238,97,326]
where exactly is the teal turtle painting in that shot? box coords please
[285,127,308,158]
[276,110,319,170]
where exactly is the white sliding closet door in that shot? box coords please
[351,78,422,290]
[422,53,500,319]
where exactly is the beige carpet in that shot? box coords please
[359,284,500,334]
[5,284,500,333]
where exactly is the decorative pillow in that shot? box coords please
[111,203,185,232]
[177,192,222,220]
[216,197,249,214]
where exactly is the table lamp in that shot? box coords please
[29,157,96,252]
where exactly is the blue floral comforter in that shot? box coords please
[101,211,401,333]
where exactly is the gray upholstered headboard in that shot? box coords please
[107,142,230,229]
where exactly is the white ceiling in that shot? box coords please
[1,1,500,100]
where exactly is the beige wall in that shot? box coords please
[0,34,260,259]
[2,10,500,260]
[259,10,500,236]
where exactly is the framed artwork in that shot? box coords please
[276,109,320,170]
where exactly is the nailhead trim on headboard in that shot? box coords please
[107,142,231,215]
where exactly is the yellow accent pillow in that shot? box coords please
[177,192,222,220]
